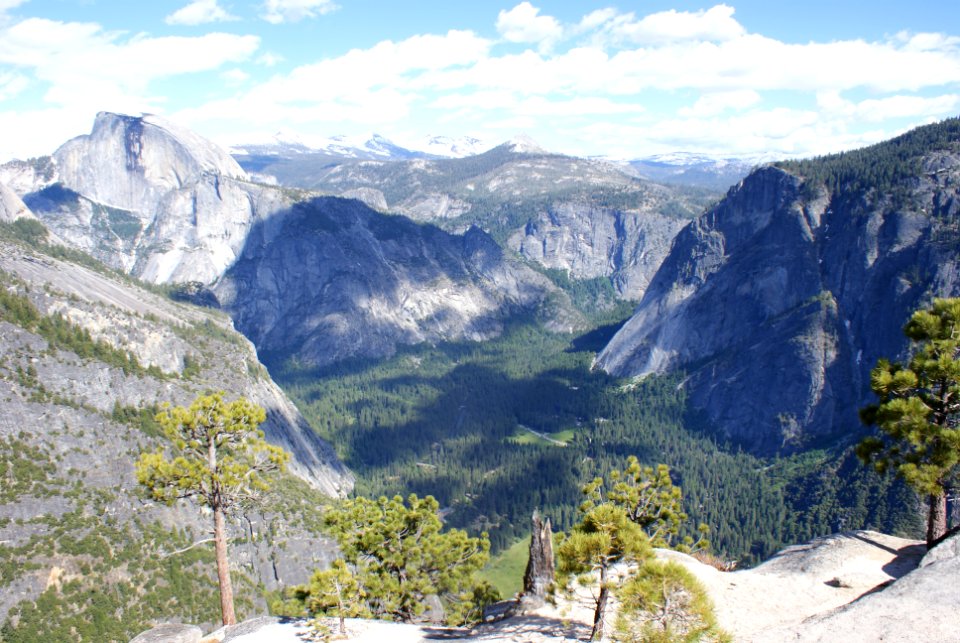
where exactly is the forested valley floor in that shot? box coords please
[271,302,922,571]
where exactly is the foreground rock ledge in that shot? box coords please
[132,530,959,642]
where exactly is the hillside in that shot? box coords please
[0,222,350,641]
[597,117,960,454]
[235,141,718,301]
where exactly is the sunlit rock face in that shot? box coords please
[12,112,292,285]
[597,156,960,455]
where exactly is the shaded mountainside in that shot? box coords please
[215,196,582,367]
[1,114,587,366]
[236,141,718,301]
[0,227,350,640]
[597,117,960,455]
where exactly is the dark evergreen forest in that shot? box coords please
[271,310,921,565]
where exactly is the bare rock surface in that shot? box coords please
[751,531,960,642]
[130,623,202,643]
[0,181,32,222]
[205,530,954,643]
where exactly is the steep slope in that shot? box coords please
[0,228,350,638]
[3,112,293,285]
[0,182,32,223]
[1,114,584,367]
[236,142,715,301]
[216,196,579,367]
[597,118,960,454]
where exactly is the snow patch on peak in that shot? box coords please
[506,134,548,155]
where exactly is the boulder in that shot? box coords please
[129,623,202,643]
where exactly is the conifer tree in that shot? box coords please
[305,559,370,635]
[558,472,651,641]
[858,298,960,546]
[135,392,289,625]
[607,457,709,550]
[323,493,491,624]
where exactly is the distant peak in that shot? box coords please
[504,134,548,155]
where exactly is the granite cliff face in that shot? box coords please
[0,232,350,632]
[236,141,713,301]
[0,182,32,222]
[597,123,960,454]
[507,202,688,300]
[216,197,579,367]
[5,112,291,285]
[2,114,584,367]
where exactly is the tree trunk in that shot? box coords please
[590,565,609,642]
[214,504,237,625]
[927,492,948,547]
[522,513,555,600]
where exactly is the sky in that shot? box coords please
[0,0,958,161]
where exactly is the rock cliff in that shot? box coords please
[0,232,350,633]
[2,114,584,367]
[216,197,579,367]
[0,182,32,222]
[6,112,290,285]
[507,201,688,299]
[236,142,713,301]
[597,120,960,453]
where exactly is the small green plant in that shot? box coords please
[613,559,727,643]
[322,493,491,625]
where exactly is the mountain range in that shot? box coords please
[1,110,959,639]
[3,112,959,456]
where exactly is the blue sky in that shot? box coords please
[0,0,958,161]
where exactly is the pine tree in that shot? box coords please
[858,298,960,546]
[135,392,289,625]
[606,457,708,550]
[614,559,725,643]
[304,559,370,635]
[558,476,651,641]
[323,493,490,624]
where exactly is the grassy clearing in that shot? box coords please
[478,536,529,598]
[506,426,575,447]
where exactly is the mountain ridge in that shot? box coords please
[597,117,960,454]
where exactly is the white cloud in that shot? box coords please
[496,2,562,51]
[220,68,249,85]
[165,0,238,26]
[680,89,761,116]
[0,18,259,107]
[257,51,284,66]
[261,0,338,25]
[817,91,960,122]
[608,4,746,44]
[0,70,28,100]
[0,0,27,12]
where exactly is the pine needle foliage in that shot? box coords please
[613,559,728,643]
[322,493,492,625]
[858,297,960,545]
[135,392,289,625]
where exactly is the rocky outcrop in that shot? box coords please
[659,530,933,642]
[216,197,581,367]
[597,144,960,453]
[0,182,32,222]
[508,201,688,300]
[129,623,203,643]
[748,531,959,642]
[0,236,350,628]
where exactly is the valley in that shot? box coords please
[0,111,957,640]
